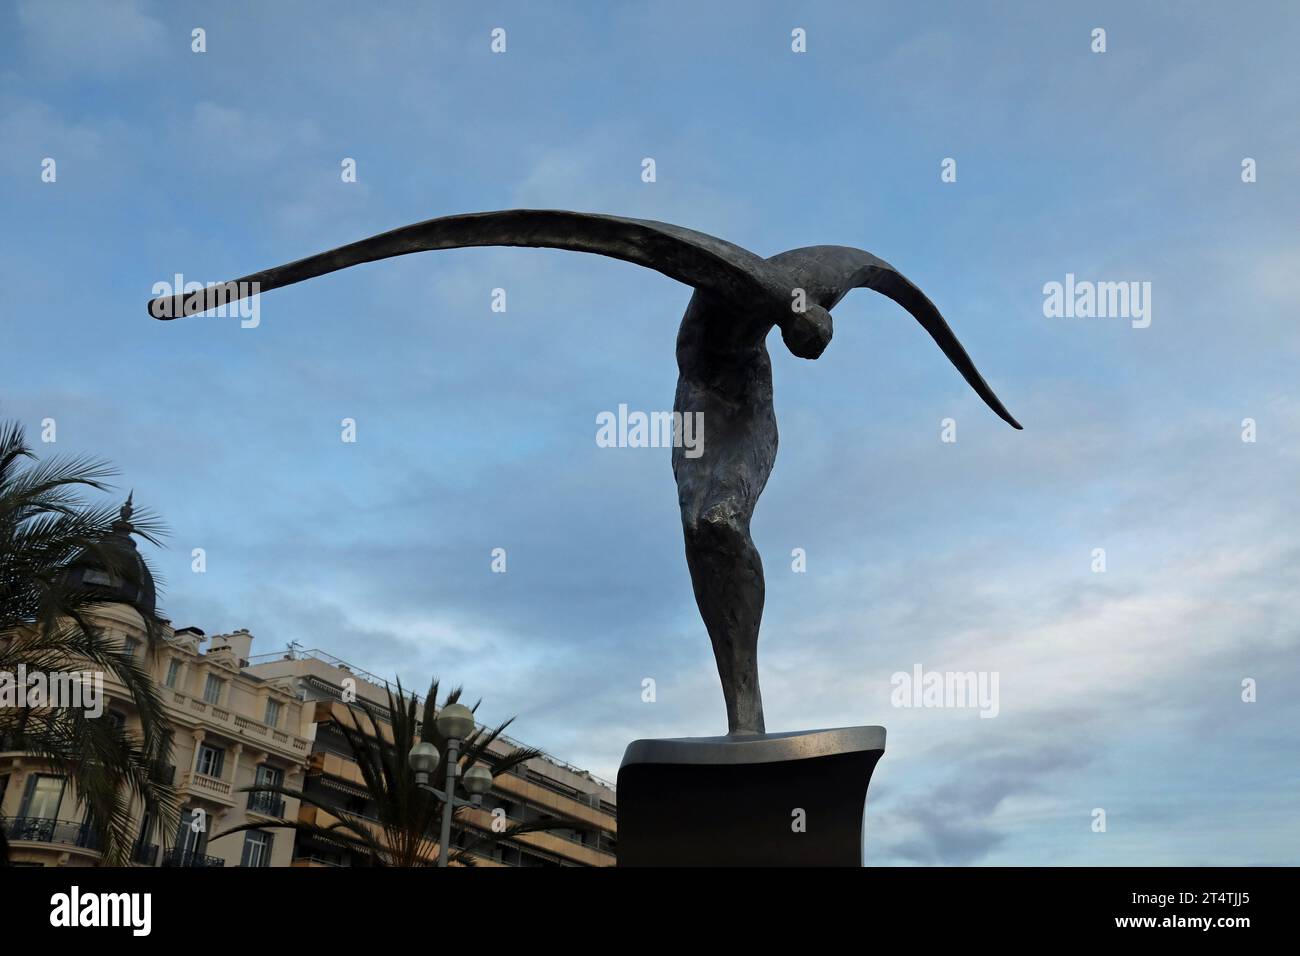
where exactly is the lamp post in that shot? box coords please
[408,703,494,867]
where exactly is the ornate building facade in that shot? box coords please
[2,500,615,867]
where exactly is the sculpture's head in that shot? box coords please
[766,246,851,361]
[780,304,833,360]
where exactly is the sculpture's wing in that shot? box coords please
[771,245,1022,430]
[147,209,776,320]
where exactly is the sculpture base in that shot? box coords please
[616,726,885,866]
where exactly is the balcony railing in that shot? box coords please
[168,690,311,754]
[4,816,101,852]
[246,647,615,790]
[180,770,233,800]
[132,842,159,866]
[161,847,225,868]
[247,791,285,817]
[463,806,614,856]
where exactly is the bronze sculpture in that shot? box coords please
[149,210,1021,737]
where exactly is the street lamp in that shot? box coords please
[462,764,492,796]
[408,741,440,780]
[407,703,493,867]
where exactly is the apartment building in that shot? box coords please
[247,650,618,867]
[2,498,616,867]
[0,603,313,867]
[1,498,311,867]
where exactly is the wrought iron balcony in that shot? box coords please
[247,791,285,817]
[132,841,159,866]
[4,816,101,851]
[161,847,225,867]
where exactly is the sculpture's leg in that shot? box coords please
[681,498,766,735]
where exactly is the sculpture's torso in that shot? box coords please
[672,291,778,517]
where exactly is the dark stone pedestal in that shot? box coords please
[616,726,885,866]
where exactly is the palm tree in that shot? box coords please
[215,678,586,866]
[0,419,179,865]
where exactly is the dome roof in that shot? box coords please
[64,493,156,618]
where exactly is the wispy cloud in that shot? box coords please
[3,0,1297,865]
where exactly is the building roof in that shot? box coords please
[64,493,156,617]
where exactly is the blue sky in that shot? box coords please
[2,0,1297,865]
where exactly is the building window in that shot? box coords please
[20,774,66,820]
[255,764,282,789]
[177,809,208,856]
[196,743,224,779]
[203,674,223,705]
[241,830,273,868]
[132,808,158,864]
[164,659,181,688]
[124,637,141,659]
[249,764,284,816]
[263,698,281,728]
